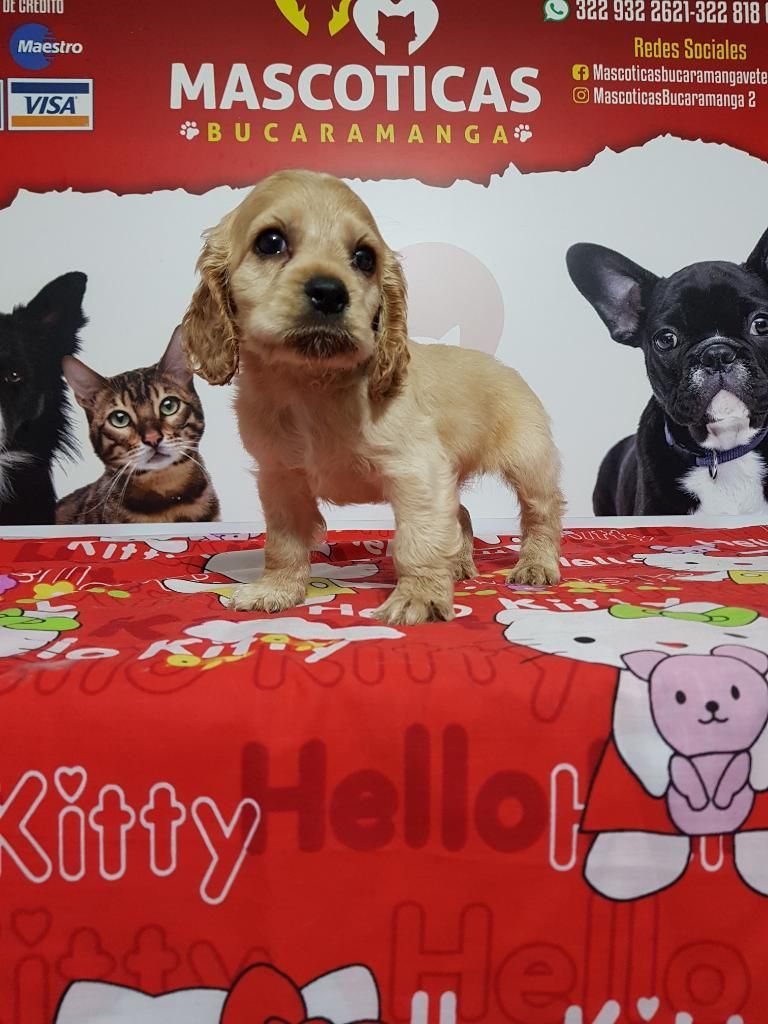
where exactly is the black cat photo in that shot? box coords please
[0,273,87,525]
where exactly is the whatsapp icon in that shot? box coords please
[544,0,570,20]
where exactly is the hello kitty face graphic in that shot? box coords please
[649,543,718,555]
[496,600,768,667]
[633,551,768,583]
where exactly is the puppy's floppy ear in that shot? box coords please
[182,214,239,386]
[369,247,410,402]
[566,243,658,347]
[745,226,768,281]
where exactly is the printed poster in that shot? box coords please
[2,1,768,523]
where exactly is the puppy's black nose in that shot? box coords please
[305,276,349,316]
[705,700,719,714]
[701,343,736,371]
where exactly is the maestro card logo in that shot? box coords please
[8,79,93,131]
[10,23,84,71]
[275,0,439,54]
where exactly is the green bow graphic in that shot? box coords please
[609,604,758,627]
[0,607,80,632]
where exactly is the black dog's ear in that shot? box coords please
[24,272,88,347]
[566,243,658,347]
[745,227,768,281]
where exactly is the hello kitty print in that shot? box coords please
[6,527,768,1023]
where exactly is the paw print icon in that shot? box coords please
[514,124,533,143]
[179,120,199,140]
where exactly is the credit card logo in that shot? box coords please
[10,23,84,71]
[8,79,93,131]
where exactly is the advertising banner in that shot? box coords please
[2,1,768,524]
[4,2,768,520]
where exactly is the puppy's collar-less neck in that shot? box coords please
[664,418,768,479]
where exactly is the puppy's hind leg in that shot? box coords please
[500,425,564,587]
[455,504,478,581]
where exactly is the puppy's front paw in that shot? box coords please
[373,578,455,626]
[227,580,305,614]
[507,560,560,587]
[454,555,478,581]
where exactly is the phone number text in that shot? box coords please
[576,1,767,22]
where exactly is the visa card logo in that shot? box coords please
[8,79,93,131]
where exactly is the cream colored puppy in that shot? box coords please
[183,169,563,625]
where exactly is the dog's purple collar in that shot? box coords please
[664,418,768,480]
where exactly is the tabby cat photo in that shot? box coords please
[56,326,220,524]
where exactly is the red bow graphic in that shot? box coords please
[221,964,382,1024]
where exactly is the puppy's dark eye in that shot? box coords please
[352,246,376,275]
[750,314,768,337]
[254,229,288,256]
[731,685,741,700]
[675,690,687,704]
[653,329,678,353]
[3,370,22,384]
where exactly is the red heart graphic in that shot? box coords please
[12,908,52,947]
[54,766,87,803]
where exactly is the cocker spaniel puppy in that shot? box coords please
[183,169,563,625]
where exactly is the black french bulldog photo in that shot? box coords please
[567,228,768,515]
[0,272,87,525]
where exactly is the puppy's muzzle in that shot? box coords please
[304,275,349,317]
[286,330,358,359]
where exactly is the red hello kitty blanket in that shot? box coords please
[3,526,768,1024]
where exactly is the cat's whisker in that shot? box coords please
[116,462,138,511]
[175,446,213,485]
[101,464,130,508]
[172,441,211,471]
[81,462,130,519]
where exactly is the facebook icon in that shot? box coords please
[572,63,590,81]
